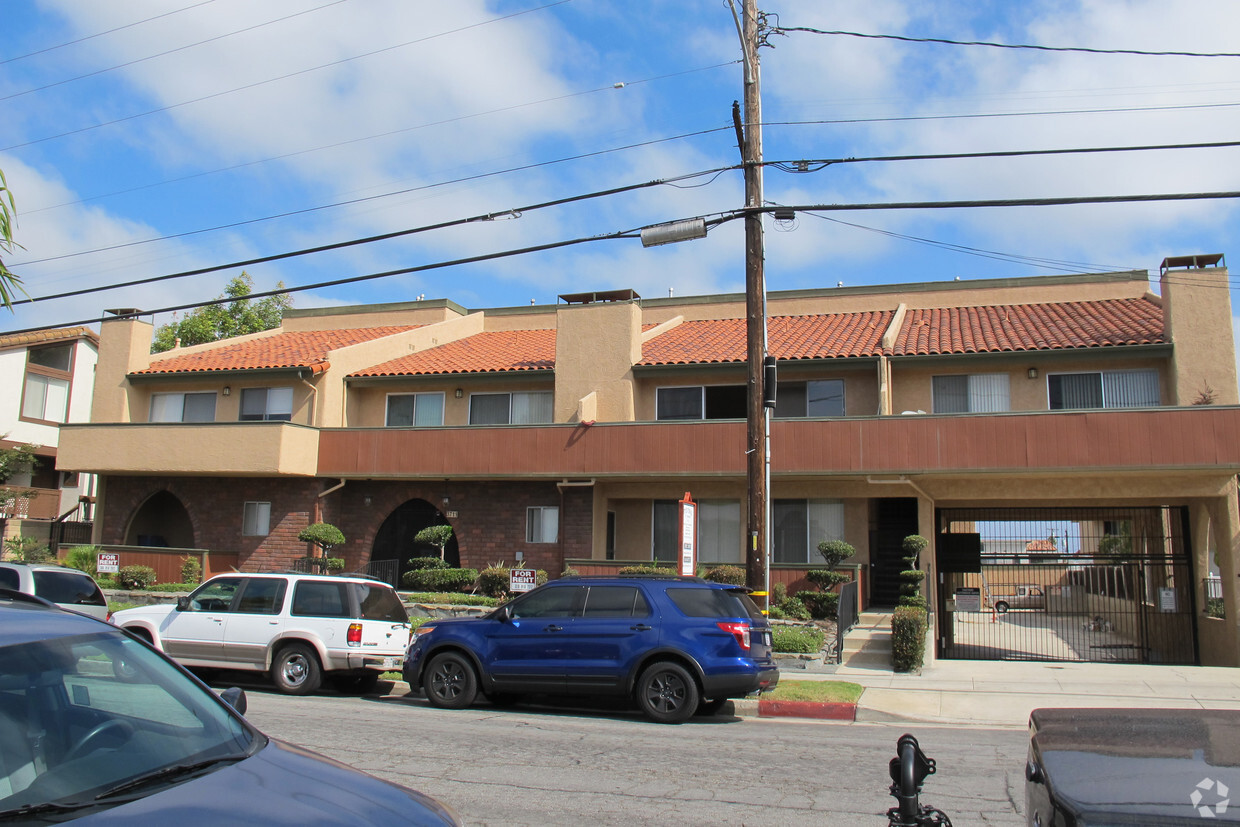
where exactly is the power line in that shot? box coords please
[769,24,1240,59]
[9,168,733,306]
[7,189,1240,337]
[0,0,219,66]
[1,0,573,153]
[1,1,347,102]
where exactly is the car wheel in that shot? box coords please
[271,643,322,695]
[995,602,1009,614]
[696,698,727,717]
[636,661,699,724]
[424,652,478,710]
[331,672,380,695]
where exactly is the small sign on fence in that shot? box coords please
[97,552,120,574]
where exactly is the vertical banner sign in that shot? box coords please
[679,492,697,577]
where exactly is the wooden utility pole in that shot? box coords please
[737,0,768,600]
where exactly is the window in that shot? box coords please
[581,586,650,618]
[242,502,271,536]
[772,499,846,564]
[386,392,445,427]
[150,392,217,423]
[188,577,242,612]
[1048,370,1160,410]
[774,379,846,418]
[652,499,741,564]
[292,580,348,618]
[235,578,286,614]
[526,505,559,543]
[22,343,73,423]
[932,374,1010,413]
[510,585,578,618]
[655,385,746,420]
[469,391,553,425]
[239,387,293,421]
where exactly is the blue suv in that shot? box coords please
[403,576,778,724]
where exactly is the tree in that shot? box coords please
[415,524,454,561]
[151,271,292,353]
[0,168,27,310]
[0,442,37,515]
[298,522,345,556]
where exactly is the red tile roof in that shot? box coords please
[893,298,1164,356]
[136,327,416,375]
[0,326,98,351]
[353,328,556,376]
[638,312,893,366]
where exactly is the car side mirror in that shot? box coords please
[219,686,247,715]
[497,605,512,622]
[175,596,190,611]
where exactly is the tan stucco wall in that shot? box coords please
[554,301,641,423]
[92,318,155,423]
[59,423,320,476]
[347,378,555,427]
[1161,266,1239,405]
[279,300,467,332]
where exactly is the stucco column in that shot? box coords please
[1202,482,1240,666]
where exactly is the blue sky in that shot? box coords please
[4,0,1240,364]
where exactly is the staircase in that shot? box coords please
[836,610,895,673]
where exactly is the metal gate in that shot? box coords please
[935,506,1196,664]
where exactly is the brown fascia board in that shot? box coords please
[125,366,313,382]
[885,342,1173,366]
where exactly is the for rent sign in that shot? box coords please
[510,568,537,593]
[97,553,120,574]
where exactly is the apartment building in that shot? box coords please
[0,326,98,548]
[58,256,1240,665]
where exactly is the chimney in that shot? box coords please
[93,309,155,422]
[1159,255,1238,405]
[554,290,642,422]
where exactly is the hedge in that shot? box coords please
[400,568,478,592]
[891,606,928,672]
[772,625,825,654]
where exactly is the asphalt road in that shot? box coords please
[235,683,1029,826]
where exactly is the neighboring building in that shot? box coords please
[59,256,1240,666]
[0,327,98,549]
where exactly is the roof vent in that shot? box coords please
[1160,254,1224,275]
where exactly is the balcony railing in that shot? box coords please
[0,486,62,520]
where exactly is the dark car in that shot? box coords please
[0,588,461,825]
[403,575,779,724]
[1026,707,1240,825]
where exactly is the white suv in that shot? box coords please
[0,562,111,621]
[112,572,411,695]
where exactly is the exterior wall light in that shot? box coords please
[222,386,231,396]
[455,388,463,398]
[1027,368,1038,380]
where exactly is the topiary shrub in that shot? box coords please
[891,605,928,672]
[63,545,100,577]
[405,556,449,572]
[702,564,746,585]
[414,524,454,561]
[897,535,929,609]
[117,565,158,590]
[400,568,478,593]
[796,590,839,620]
[806,568,850,591]
[299,556,344,573]
[773,595,812,621]
[299,522,345,553]
[772,625,825,654]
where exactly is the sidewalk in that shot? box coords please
[764,659,1240,728]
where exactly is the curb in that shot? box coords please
[758,699,857,721]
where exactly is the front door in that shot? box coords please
[869,498,919,607]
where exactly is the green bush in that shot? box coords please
[476,565,548,598]
[63,546,100,577]
[400,592,499,607]
[796,590,839,620]
[147,582,199,592]
[806,568,850,590]
[117,565,158,590]
[298,556,344,573]
[560,567,579,579]
[773,595,812,621]
[406,556,449,571]
[817,539,856,569]
[772,626,825,654]
[897,593,928,611]
[702,564,746,585]
[298,522,345,552]
[1207,597,1226,619]
[617,564,676,576]
[771,582,787,603]
[180,555,202,584]
[891,606,928,672]
[400,568,478,592]
[4,536,51,563]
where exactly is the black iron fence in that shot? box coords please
[936,506,1196,664]
[835,579,859,664]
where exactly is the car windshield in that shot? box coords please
[0,630,259,814]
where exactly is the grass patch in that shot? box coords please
[400,592,499,607]
[108,601,139,613]
[763,680,863,704]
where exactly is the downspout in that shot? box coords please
[556,479,596,574]
[315,478,347,526]
[865,475,932,503]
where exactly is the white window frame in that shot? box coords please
[150,391,217,423]
[239,387,294,421]
[772,499,846,564]
[242,501,272,536]
[526,506,559,543]
[931,373,1011,414]
[385,392,445,427]
[469,391,553,425]
[21,373,70,422]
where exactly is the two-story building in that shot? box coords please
[0,327,98,549]
[59,255,1240,666]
